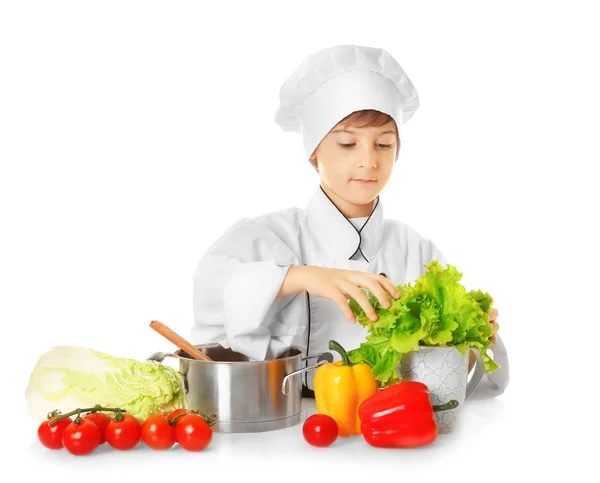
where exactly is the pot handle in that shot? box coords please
[146,351,176,363]
[282,360,330,395]
[301,351,333,363]
[146,352,189,394]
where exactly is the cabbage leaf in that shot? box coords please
[26,346,186,422]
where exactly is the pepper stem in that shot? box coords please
[433,400,459,412]
[328,340,352,366]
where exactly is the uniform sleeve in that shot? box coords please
[191,218,300,361]
[428,239,449,268]
[424,238,510,399]
[416,235,449,276]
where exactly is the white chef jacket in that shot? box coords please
[192,185,509,396]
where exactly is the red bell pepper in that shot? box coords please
[358,381,459,448]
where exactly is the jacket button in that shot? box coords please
[379,272,387,278]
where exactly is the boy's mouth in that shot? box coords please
[350,179,377,183]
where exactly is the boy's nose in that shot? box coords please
[358,149,378,169]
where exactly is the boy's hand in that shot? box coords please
[299,266,400,324]
[468,307,500,371]
[489,307,499,345]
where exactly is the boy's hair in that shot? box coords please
[339,109,398,136]
[310,109,400,168]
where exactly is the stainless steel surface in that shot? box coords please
[281,359,329,395]
[214,414,302,432]
[150,344,330,433]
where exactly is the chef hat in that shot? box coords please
[274,44,419,160]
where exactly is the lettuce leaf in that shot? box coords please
[347,261,500,386]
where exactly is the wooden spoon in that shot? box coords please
[149,320,213,361]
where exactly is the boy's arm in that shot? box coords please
[192,218,300,361]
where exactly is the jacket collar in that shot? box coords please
[303,185,384,262]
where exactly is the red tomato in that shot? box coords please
[38,416,73,449]
[141,414,176,450]
[174,413,212,451]
[61,419,101,455]
[105,414,141,450]
[167,408,188,420]
[83,413,111,444]
[302,414,338,447]
[167,409,189,442]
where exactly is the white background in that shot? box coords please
[1,0,598,480]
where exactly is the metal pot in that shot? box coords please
[147,344,332,433]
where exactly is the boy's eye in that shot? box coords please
[337,143,393,149]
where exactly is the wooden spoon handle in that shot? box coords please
[149,320,213,361]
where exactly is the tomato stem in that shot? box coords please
[47,409,62,419]
[169,413,188,426]
[166,409,220,427]
[48,405,127,426]
[203,413,219,427]
[188,409,219,427]
[112,410,125,422]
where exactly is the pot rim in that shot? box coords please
[173,343,305,365]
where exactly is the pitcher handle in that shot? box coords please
[465,347,486,399]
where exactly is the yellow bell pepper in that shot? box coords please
[313,340,379,437]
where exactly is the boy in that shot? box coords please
[191,45,508,397]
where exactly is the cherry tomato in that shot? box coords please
[174,413,212,451]
[141,414,176,450]
[302,414,338,447]
[167,408,188,420]
[61,419,101,455]
[105,414,141,450]
[83,413,111,444]
[167,409,189,442]
[38,416,73,449]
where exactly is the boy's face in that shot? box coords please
[312,120,398,212]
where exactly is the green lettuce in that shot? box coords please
[26,346,186,422]
[348,261,500,386]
